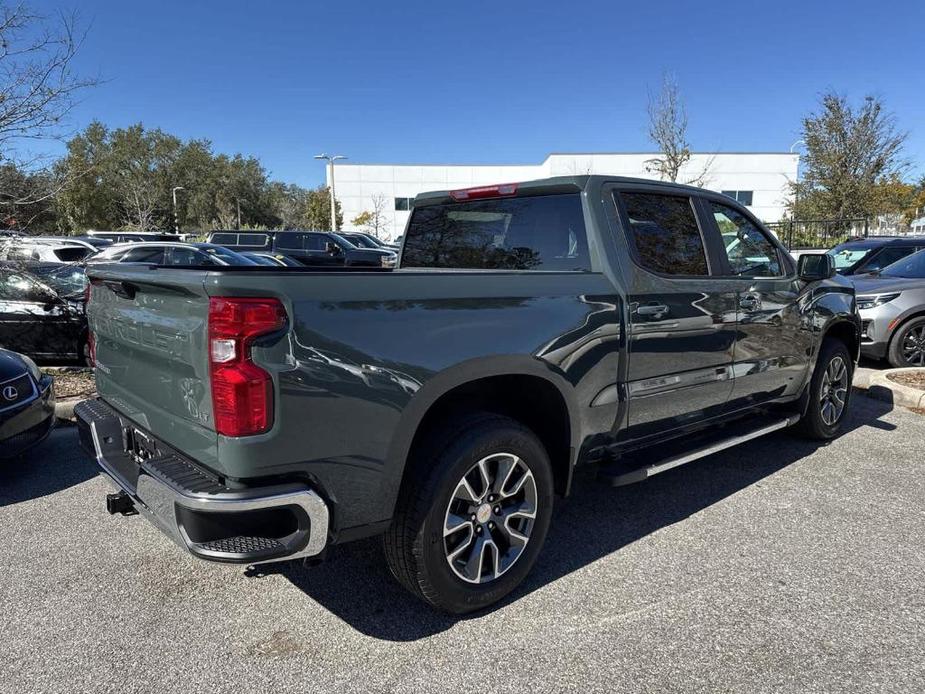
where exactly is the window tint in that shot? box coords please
[305,234,328,251]
[857,246,915,273]
[712,202,781,277]
[402,193,590,271]
[619,192,708,276]
[276,233,304,250]
[238,233,269,246]
[54,247,90,262]
[168,247,207,266]
[120,247,166,264]
[881,249,925,279]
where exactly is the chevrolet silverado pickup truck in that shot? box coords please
[76,176,859,613]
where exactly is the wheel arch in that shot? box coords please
[384,357,580,518]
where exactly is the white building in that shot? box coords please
[328,151,799,239]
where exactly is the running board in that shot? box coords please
[599,414,801,487]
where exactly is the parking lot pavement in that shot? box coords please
[1,394,923,694]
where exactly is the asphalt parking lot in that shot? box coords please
[1,391,923,694]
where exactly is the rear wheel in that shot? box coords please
[383,413,554,614]
[795,338,852,440]
[887,317,925,368]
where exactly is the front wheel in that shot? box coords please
[887,317,925,368]
[795,338,853,440]
[383,413,554,614]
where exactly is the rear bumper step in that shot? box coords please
[75,398,329,564]
[599,414,801,487]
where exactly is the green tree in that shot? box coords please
[300,186,343,230]
[791,92,908,220]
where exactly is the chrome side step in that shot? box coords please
[599,414,801,487]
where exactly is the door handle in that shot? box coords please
[636,304,670,318]
[739,294,761,311]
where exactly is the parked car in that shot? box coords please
[86,231,186,243]
[86,242,257,266]
[0,347,55,458]
[76,176,858,613]
[0,237,96,263]
[852,249,925,366]
[0,263,89,362]
[239,251,303,267]
[340,231,399,251]
[827,237,925,276]
[273,231,397,268]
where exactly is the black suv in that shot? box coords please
[272,231,397,268]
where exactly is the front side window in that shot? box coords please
[857,246,915,273]
[120,247,166,264]
[305,234,328,251]
[881,249,925,279]
[402,193,590,271]
[712,202,781,277]
[619,192,708,276]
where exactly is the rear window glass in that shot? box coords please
[618,192,708,276]
[401,193,590,271]
[54,247,90,262]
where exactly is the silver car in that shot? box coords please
[852,249,925,367]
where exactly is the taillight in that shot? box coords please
[208,297,287,437]
[448,183,518,201]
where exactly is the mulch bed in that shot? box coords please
[887,370,925,391]
[50,370,97,399]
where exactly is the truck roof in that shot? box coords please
[413,174,714,206]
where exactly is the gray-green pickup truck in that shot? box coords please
[77,176,859,613]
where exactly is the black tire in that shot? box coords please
[795,338,853,440]
[887,316,925,368]
[383,413,554,614]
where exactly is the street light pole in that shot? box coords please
[171,186,185,234]
[314,153,346,230]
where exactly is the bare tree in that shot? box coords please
[0,3,98,222]
[644,73,711,185]
[352,192,392,239]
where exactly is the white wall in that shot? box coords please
[329,152,798,238]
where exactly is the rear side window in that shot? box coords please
[276,233,304,250]
[402,193,589,271]
[210,233,237,245]
[54,247,90,262]
[238,233,269,247]
[618,192,708,276]
[120,247,166,263]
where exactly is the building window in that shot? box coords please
[721,190,753,206]
[394,197,413,211]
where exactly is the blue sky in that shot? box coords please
[28,0,925,187]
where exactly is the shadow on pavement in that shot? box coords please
[0,426,97,507]
[260,393,896,641]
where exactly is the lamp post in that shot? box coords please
[314,153,346,230]
[171,186,185,234]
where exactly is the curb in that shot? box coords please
[866,368,925,409]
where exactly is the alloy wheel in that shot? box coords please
[443,453,537,584]
[901,325,925,366]
[819,355,848,426]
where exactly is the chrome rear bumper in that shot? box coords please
[75,398,329,564]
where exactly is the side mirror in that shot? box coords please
[325,241,341,255]
[797,253,835,282]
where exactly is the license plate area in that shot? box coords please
[124,426,158,463]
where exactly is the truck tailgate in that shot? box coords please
[88,266,217,463]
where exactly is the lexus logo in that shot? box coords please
[2,385,18,401]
